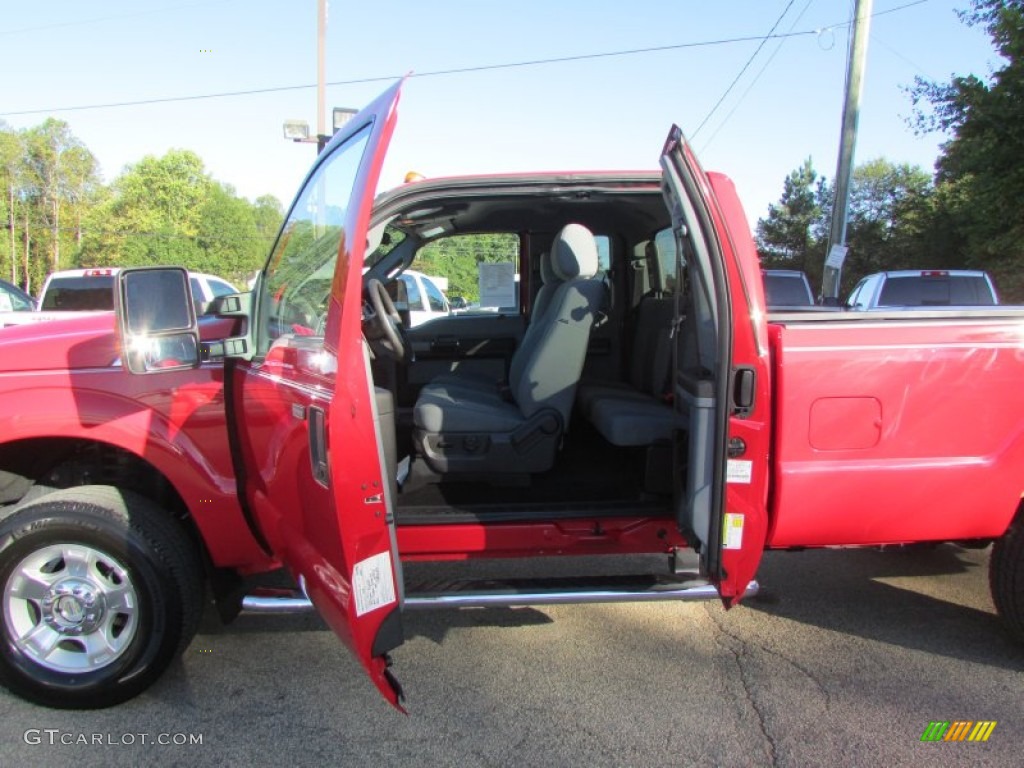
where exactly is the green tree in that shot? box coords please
[0,124,23,287]
[759,158,934,297]
[909,0,1024,300]
[79,149,211,268]
[23,119,99,275]
[819,159,934,289]
[196,183,265,282]
[250,194,285,277]
[755,158,828,290]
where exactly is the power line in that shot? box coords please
[693,0,930,147]
[0,32,821,118]
[698,0,818,151]
[691,0,799,141]
[1,0,933,119]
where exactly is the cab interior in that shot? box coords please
[360,175,699,526]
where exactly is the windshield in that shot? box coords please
[0,281,33,311]
[363,221,408,270]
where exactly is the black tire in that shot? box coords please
[990,510,1024,643]
[0,485,203,708]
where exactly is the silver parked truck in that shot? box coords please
[846,269,999,310]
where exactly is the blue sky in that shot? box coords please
[0,1,1000,229]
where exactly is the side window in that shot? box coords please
[410,233,520,315]
[422,277,448,312]
[208,279,236,298]
[189,277,203,304]
[402,274,423,311]
[846,278,868,308]
[652,227,683,295]
[595,235,611,273]
[260,125,371,350]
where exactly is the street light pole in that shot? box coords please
[821,0,873,303]
[283,2,354,153]
[316,0,327,153]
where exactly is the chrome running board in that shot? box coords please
[241,576,758,614]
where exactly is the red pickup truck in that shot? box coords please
[1,81,1023,710]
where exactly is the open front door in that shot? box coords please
[660,126,771,607]
[230,81,407,708]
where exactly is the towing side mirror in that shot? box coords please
[115,267,200,374]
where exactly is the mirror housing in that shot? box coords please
[115,267,200,374]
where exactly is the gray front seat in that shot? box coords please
[413,223,605,474]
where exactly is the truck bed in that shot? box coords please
[767,308,1024,548]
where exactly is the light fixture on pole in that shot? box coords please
[283,107,358,151]
[333,107,357,133]
[282,120,311,142]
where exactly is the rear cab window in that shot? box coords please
[877,274,997,307]
[40,274,116,311]
[763,273,814,307]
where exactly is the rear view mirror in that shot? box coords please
[116,268,200,374]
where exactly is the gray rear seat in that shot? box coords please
[578,296,686,446]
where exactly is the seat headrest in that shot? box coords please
[551,223,599,280]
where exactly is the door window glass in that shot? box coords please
[595,235,611,273]
[652,227,684,294]
[259,125,371,349]
[410,233,520,314]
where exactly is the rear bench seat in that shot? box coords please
[577,296,687,446]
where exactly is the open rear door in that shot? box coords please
[660,126,771,607]
[231,80,408,708]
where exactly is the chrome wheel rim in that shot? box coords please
[3,543,139,673]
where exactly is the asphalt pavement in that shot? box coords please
[1,544,1021,767]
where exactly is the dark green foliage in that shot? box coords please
[759,1,1024,303]
[908,0,1024,301]
[77,150,281,285]
[755,158,829,291]
[756,158,933,298]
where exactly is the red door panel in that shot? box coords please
[233,81,407,708]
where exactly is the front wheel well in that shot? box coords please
[0,437,205,560]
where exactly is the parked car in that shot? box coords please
[189,272,240,313]
[0,268,238,327]
[385,269,451,327]
[0,278,35,312]
[762,269,815,309]
[846,269,999,310]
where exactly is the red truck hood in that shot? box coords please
[0,312,119,372]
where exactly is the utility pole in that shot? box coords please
[821,0,873,303]
[316,0,328,153]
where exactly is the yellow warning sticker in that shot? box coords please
[723,513,744,550]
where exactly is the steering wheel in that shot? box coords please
[364,278,406,361]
